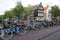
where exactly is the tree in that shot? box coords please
[4,10,14,18]
[13,2,24,19]
[4,2,33,19]
[0,15,4,19]
[24,5,33,17]
[50,5,60,18]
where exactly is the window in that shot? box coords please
[38,13,44,16]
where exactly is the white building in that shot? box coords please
[44,5,52,21]
[31,2,52,21]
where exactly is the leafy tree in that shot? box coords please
[4,2,33,19]
[13,2,24,19]
[4,10,14,18]
[50,5,60,18]
[24,5,33,17]
[0,15,4,19]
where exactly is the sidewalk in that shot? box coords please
[10,26,60,40]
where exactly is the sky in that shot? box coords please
[0,0,60,15]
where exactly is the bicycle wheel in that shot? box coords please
[33,22,40,30]
[1,29,13,40]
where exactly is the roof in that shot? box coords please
[44,5,49,11]
[33,2,43,10]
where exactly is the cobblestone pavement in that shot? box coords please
[9,26,60,40]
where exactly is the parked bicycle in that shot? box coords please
[0,26,13,40]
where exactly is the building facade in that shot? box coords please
[33,2,52,21]
[33,2,45,21]
[44,5,52,21]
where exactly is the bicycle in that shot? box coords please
[0,27,13,40]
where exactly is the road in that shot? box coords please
[41,31,60,40]
[10,26,60,40]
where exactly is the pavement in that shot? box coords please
[41,30,60,40]
[9,26,60,40]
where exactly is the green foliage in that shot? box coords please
[13,2,24,19]
[24,5,33,17]
[4,10,14,18]
[1,2,33,19]
[0,15,4,19]
[50,5,60,17]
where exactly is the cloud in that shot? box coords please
[21,0,60,7]
[0,0,19,15]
